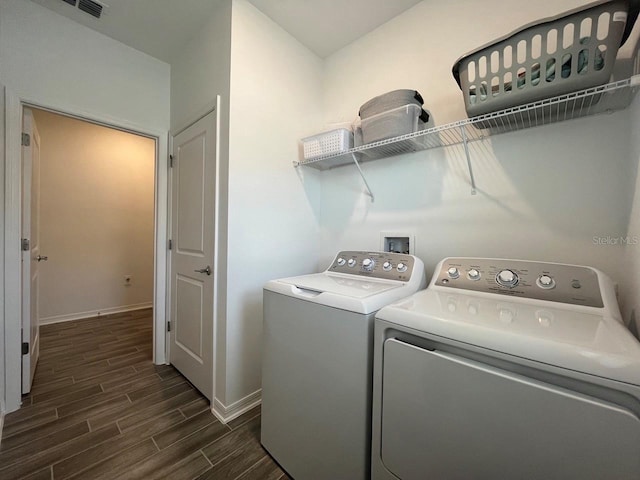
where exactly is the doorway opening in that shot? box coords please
[4,91,170,413]
[22,107,157,393]
[31,109,156,321]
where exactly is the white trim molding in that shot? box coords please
[212,390,261,425]
[39,303,153,325]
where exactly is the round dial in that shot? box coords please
[537,274,555,289]
[382,261,393,271]
[496,269,519,288]
[362,258,375,271]
[397,263,408,273]
[447,267,460,279]
[347,258,357,267]
[467,269,481,281]
[336,257,346,266]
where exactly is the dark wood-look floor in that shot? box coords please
[0,309,289,480]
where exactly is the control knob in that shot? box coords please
[362,258,375,272]
[468,269,481,281]
[537,274,556,290]
[382,261,393,271]
[447,267,460,279]
[336,257,346,266]
[496,269,519,288]
[347,258,357,267]
[397,263,408,273]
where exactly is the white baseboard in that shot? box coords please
[212,389,261,425]
[39,302,153,325]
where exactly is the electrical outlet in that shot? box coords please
[124,275,132,286]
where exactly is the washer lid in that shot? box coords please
[264,272,413,315]
[376,289,640,386]
[284,273,401,298]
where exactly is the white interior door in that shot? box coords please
[169,111,216,400]
[21,108,42,394]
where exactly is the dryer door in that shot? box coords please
[380,339,640,480]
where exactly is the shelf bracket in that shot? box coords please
[460,126,477,195]
[351,153,375,202]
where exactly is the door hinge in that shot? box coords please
[22,342,29,355]
[167,321,171,332]
[21,238,30,251]
[21,133,31,147]
[169,154,174,168]
[168,239,173,250]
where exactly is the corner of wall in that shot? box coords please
[223,0,324,406]
[211,389,261,425]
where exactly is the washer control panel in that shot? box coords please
[435,258,603,307]
[328,251,417,282]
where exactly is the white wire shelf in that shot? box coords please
[295,75,640,172]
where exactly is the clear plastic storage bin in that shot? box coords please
[452,0,639,117]
[301,128,353,160]
[360,104,429,145]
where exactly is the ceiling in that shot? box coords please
[246,0,423,58]
[29,0,423,62]
[29,0,223,63]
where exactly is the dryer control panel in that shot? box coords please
[434,258,603,307]
[328,251,418,282]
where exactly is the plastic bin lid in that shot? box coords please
[451,0,640,88]
[358,89,424,117]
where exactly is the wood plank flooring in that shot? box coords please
[0,309,289,480]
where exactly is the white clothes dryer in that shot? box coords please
[372,257,640,480]
[261,251,426,480]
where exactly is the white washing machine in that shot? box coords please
[372,257,640,480]
[261,251,426,480]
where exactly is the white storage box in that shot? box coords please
[360,104,430,145]
[301,128,353,160]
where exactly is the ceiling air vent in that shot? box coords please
[77,0,104,19]
[58,0,106,19]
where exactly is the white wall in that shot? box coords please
[318,0,634,285]
[223,0,323,407]
[0,0,170,131]
[33,109,155,323]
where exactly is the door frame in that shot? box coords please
[3,89,170,412]
[21,107,41,393]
